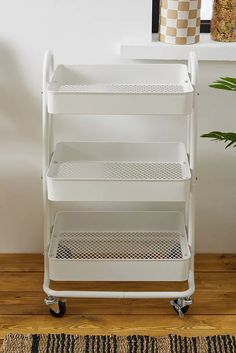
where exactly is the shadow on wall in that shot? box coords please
[0,42,43,252]
[0,42,41,144]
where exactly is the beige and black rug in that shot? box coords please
[1,334,236,353]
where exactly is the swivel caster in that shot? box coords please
[170,297,192,318]
[45,296,66,318]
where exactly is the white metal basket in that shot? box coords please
[47,141,191,202]
[48,211,191,281]
[47,64,193,115]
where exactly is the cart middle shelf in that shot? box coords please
[47,141,191,202]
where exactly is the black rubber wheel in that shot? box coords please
[172,300,189,316]
[49,300,66,318]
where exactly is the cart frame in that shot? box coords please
[42,50,197,317]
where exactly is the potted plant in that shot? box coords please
[201,77,236,148]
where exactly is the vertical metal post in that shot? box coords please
[187,52,198,255]
[42,51,54,293]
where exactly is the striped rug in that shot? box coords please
[1,334,236,353]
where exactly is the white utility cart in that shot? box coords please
[42,51,197,318]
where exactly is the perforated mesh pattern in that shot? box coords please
[50,231,187,260]
[55,161,184,180]
[59,83,184,94]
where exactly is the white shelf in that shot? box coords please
[47,64,193,115]
[48,211,191,281]
[121,34,236,61]
[47,142,191,202]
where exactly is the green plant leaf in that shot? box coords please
[220,77,236,85]
[209,77,236,91]
[209,84,232,90]
[219,78,236,90]
[201,131,236,148]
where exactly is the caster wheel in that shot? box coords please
[172,300,189,316]
[49,300,66,318]
[170,298,192,318]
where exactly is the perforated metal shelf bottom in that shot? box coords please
[54,161,185,181]
[59,83,184,94]
[50,230,189,261]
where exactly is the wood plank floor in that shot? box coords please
[1,254,236,341]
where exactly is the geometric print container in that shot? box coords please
[160,0,201,44]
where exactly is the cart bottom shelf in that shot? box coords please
[48,211,191,281]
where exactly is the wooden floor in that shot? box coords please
[1,254,236,342]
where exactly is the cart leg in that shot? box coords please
[170,297,193,318]
[45,295,67,318]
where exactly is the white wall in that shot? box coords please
[201,0,213,20]
[0,0,235,253]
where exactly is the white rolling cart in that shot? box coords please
[42,50,197,318]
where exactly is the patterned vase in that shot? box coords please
[159,0,201,44]
[211,0,236,42]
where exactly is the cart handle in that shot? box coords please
[188,51,198,87]
[43,50,54,92]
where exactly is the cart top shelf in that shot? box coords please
[48,64,193,94]
[47,64,194,115]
